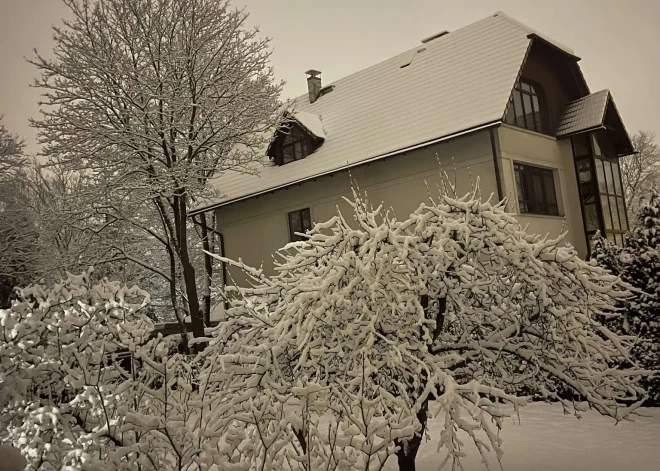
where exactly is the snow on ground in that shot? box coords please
[384,402,660,471]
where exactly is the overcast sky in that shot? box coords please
[1,0,659,154]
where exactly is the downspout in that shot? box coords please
[489,126,504,201]
[218,231,229,311]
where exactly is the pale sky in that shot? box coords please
[1,0,659,154]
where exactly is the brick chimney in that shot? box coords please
[305,69,322,104]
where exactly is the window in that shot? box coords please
[505,79,546,134]
[571,131,629,251]
[272,124,313,165]
[288,208,312,242]
[514,163,559,216]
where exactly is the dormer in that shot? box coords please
[267,112,326,166]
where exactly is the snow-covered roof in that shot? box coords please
[292,111,326,140]
[556,90,610,137]
[194,12,573,213]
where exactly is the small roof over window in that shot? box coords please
[556,90,634,156]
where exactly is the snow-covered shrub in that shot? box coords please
[591,190,660,404]
[0,271,214,470]
[208,184,648,471]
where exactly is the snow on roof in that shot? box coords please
[292,111,326,140]
[556,90,610,137]
[195,13,571,213]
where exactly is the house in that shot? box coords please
[191,11,633,284]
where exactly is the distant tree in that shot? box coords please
[31,0,283,342]
[210,184,648,471]
[0,117,26,172]
[620,131,660,221]
[0,118,38,307]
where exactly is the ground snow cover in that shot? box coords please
[384,402,660,470]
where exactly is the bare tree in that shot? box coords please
[620,131,660,221]
[31,0,283,341]
[0,118,35,307]
[0,117,26,173]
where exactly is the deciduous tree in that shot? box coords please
[31,0,283,341]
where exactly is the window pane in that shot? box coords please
[606,233,615,243]
[609,196,620,230]
[513,91,525,129]
[592,134,603,156]
[617,198,628,230]
[505,99,516,125]
[289,210,301,232]
[515,165,525,212]
[572,134,591,157]
[531,94,542,131]
[584,203,598,232]
[596,160,607,194]
[283,130,295,145]
[523,93,534,131]
[603,160,614,194]
[294,142,302,160]
[283,145,295,163]
[614,233,622,246]
[301,208,312,232]
[543,173,557,213]
[530,172,544,212]
[600,194,612,230]
[577,159,593,196]
[612,161,623,196]
[521,81,532,92]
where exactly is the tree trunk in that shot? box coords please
[198,212,214,326]
[395,399,428,471]
[176,193,205,339]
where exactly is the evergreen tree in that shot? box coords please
[622,190,660,403]
[591,190,660,403]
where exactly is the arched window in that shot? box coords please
[505,78,546,134]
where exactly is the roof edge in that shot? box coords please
[190,120,502,215]
[527,33,581,61]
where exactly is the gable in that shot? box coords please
[517,37,589,134]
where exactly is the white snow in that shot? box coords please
[384,402,660,471]
[202,13,532,209]
[293,111,326,140]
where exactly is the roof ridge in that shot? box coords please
[288,13,507,106]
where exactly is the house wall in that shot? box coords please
[215,130,498,284]
[215,125,589,287]
[498,124,587,256]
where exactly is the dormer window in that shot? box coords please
[267,113,326,166]
[505,78,547,134]
[279,125,310,164]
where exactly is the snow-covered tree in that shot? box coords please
[0,271,230,471]
[0,118,38,307]
[207,183,648,471]
[592,190,660,404]
[31,0,283,340]
[620,131,660,221]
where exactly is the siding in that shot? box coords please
[216,130,496,284]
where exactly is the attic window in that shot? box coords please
[269,122,322,166]
[505,78,547,134]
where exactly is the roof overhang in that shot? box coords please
[555,90,634,157]
[190,120,502,215]
[527,33,581,61]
